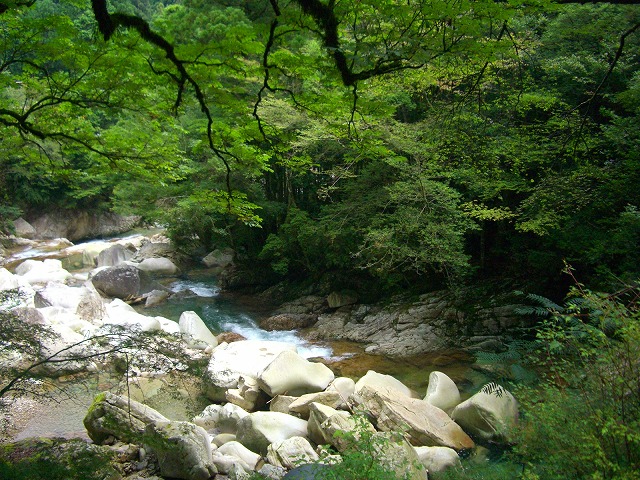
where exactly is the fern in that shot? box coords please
[481,382,506,398]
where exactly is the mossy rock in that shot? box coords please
[0,437,121,480]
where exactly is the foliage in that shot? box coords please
[0,438,121,480]
[511,275,640,479]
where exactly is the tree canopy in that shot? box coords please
[1,0,639,295]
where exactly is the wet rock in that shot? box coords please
[97,244,134,268]
[137,257,180,277]
[91,264,162,299]
[260,313,317,331]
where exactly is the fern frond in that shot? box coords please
[481,382,506,398]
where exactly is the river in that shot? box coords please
[1,234,486,442]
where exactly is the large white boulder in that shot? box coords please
[157,317,181,335]
[34,282,106,324]
[96,243,133,267]
[145,421,217,480]
[193,404,222,431]
[258,350,335,397]
[451,384,518,443]
[104,299,161,331]
[307,403,374,453]
[14,259,72,285]
[217,403,251,434]
[424,371,461,413]
[84,391,169,444]
[350,385,475,451]
[216,441,261,471]
[179,311,218,349]
[288,391,344,419]
[204,340,297,401]
[0,268,35,307]
[137,257,180,276]
[236,411,308,455]
[414,446,462,476]
[266,436,319,470]
[354,370,419,398]
[326,377,356,403]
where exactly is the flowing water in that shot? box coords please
[2,240,489,442]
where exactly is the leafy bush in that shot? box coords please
[511,274,640,479]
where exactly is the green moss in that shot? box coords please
[0,438,121,480]
[85,391,107,417]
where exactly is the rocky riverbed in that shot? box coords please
[0,222,523,479]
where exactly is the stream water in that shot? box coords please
[2,236,487,443]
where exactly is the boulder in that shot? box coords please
[145,421,217,480]
[226,375,268,412]
[266,436,319,470]
[156,316,181,334]
[367,431,427,480]
[96,244,133,267]
[179,311,218,349]
[216,403,250,434]
[326,290,358,309]
[424,371,461,413]
[212,433,237,447]
[354,370,418,399]
[326,377,356,404]
[137,257,180,277]
[0,267,20,291]
[12,217,36,239]
[414,446,462,476]
[307,403,374,453]
[104,299,161,332]
[288,391,344,419]
[258,350,335,397]
[83,391,169,444]
[14,259,72,285]
[145,289,170,308]
[193,404,222,431]
[28,210,141,242]
[350,385,474,451]
[270,395,298,415]
[204,340,297,401]
[217,441,261,471]
[91,264,163,299]
[202,248,234,271]
[450,384,518,443]
[133,241,174,262]
[260,313,317,331]
[236,411,308,455]
[34,282,106,324]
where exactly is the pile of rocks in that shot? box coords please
[84,338,519,480]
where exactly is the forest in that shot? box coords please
[0,0,638,298]
[0,0,640,478]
